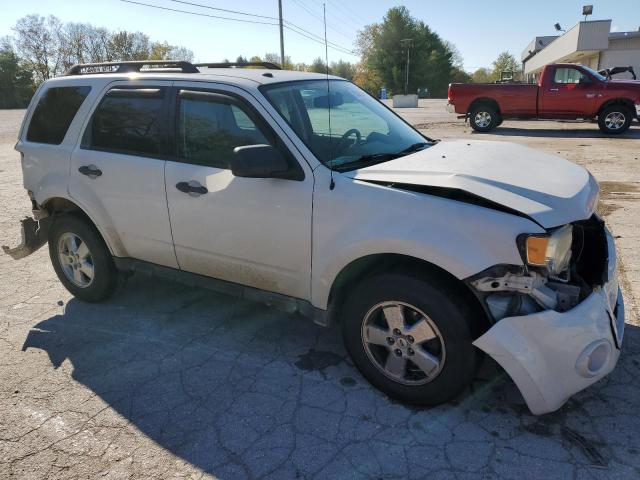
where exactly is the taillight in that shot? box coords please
[448,84,454,102]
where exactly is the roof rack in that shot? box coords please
[195,62,282,70]
[66,60,199,75]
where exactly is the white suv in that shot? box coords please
[4,60,625,415]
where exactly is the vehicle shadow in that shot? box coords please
[20,273,640,477]
[489,125,640,139]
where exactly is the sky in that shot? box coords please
[0,0,638,72]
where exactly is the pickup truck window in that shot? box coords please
[177,90,272,169]
[261,80,430,171]
[553,68,584,84]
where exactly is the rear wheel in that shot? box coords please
[341,273,478,406]
[598,105,632,134]
[48,215,118,302]
[469,105,499,132]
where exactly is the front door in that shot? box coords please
[69,81,178,268]
[538,66,598,118]
[164,85,313,300]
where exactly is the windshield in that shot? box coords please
[581,65,608,81]
[260,80,432,171]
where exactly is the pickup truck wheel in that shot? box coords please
[598,105,632,134]
[342,273,477,406]
[469,106,498,132]
[48,215,117,302]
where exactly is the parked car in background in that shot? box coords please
[4,60,625,415]
[448,63,640,134]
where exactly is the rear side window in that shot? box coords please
[26,86,91,144]
[83,88,166,157]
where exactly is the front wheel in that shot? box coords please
[48,214,118,302]
[598,105,632,134]
[469,105,499,132]
[341,273,478,406]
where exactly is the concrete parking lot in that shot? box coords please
[1,102,639,479]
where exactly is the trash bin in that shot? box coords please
[417,87,430,99]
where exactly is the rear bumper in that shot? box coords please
[473,229,624,415]
[635,103,640,118]
[2,215,52,260]
[446,102,455,113]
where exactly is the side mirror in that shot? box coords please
[231,144,291,179]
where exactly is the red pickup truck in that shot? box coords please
[447,63,640,134]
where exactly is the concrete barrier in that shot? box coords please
[392,94,419,108]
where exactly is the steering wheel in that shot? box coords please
[335,128,362,152]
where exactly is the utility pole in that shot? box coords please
[278,0,285,68]
[400,38,413,95]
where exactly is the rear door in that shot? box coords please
[164,83,314,300]
[538,66,598,117]
[69,81,178,268]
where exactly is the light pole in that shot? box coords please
[400,38,413,95]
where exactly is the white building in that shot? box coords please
[522,20,640,81]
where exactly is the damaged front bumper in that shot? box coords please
[2,215,52,260]
[473,228,624,415]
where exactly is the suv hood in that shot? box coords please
[349,140,598,228]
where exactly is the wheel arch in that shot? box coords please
[597,98,636,117]
[468,97,501,116]
[326,253,491,338]
[41,196,126,257]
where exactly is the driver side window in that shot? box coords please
[553,68,584,84]
[177,90,273,169]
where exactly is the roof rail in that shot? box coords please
[66,60,199,75]
[195,62,282,70]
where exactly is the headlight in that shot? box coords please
[520,224,573,275]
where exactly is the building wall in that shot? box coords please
[599,36,640,79]
[523,20,611,74]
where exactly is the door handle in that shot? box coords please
[176,181,208,196]
[548,88,559,92]
[78,165,102,178]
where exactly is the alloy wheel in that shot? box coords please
[360,301,446,385]
[57,232,94,288]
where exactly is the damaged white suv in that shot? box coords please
[5,61,625,415]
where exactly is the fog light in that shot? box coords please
[576,340,611,378]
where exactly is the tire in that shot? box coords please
[469,105,498,132]
[342,273,478,406]
[598,105,632,134]
[48,214,117,302]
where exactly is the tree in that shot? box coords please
[13,14,65,82]
[264,52,293,69]
[471,67,492,83]
[0,38,35,108]
[330,60,355,80]
[491,51,521,81]
[356,7,453,97]
[309,57,329,74]
[450,67,471,84]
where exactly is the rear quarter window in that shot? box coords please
[26,86,91,144]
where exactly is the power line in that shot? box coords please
[119,0,357,56]
[289,0,355,42]
[167,0,355,53]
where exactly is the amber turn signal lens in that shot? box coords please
[526,236,549,266]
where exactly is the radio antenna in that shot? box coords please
[323,3,335,190]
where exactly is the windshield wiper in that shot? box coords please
[332,142,432,172]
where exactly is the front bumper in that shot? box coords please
[473,229,624,415]
[635,103,640,118]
